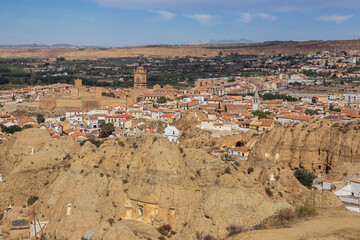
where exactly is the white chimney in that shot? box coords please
[270,173,275,181]
[66,203,72,216]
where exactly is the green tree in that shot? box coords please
[260,93,298,102]
[102,92,115,98]
[156,96,167,104]
[224,105,228,112]
[36,114,45,124]
[22,124,34,130]
[0,77,9,85]
[0,125,7,133]
[252,111,271,119]
[1,125,21,134]
[305,109,319,116]
[99,123,115,138]
[27,195,39,206]
[294,169,316,189]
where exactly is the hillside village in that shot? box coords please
[1,59,360,144]
[4,0,360,237]
[1,51,360,239]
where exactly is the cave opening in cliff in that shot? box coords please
[325,164,331,174]
[235,141,245,147]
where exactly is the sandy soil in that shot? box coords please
[233,210,360,240]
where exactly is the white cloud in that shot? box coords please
[149,10,175,21]
[316,15,353,25]
[238,13,253,24]
[185,14,214,25]
[94,0,360,12]
[257,13,276,21]
[238,12,276,24]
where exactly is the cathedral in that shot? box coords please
[134,66,147,88]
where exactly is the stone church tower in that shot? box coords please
[134,66,147,88]
[252,91,260,111]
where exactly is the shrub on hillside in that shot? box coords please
[80,139,103,148]
[27,195,39,206]
[157,224,172,236]
[265,187,273,197]
[294,169,316,189]
[203,235,217,240]
[295,204,317,217]
[226,225,246,237]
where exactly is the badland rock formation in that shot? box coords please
[250,119,360,180]
[0,116,359,239]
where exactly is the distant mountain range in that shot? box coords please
[186,39,257,45]
[0,40,257,49]
[0,44,104,50]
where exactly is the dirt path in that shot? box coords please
[232,210,360,240]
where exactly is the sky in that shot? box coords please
[0,0,359,46]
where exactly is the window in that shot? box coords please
[138,208,143,216]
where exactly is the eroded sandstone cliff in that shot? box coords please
[249,119,360,180]
[0,121,355,239]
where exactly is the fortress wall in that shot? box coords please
[100,98,127,107]
[56,99,83,108]
[82,100,101,109]
[39,98,56,110]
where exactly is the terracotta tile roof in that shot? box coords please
[113,130,125,134]
[160,114,174,118]
[229,146,250,152]
[259,118,274,127]
[221,116,232,120]
[208,96,222,101]
[15,115,37,127]
[69,132,87,138]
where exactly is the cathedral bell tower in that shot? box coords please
[252,91,260,111]
[134,66,147,88]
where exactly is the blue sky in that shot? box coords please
[0,0,359,46]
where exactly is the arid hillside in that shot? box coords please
[249,119,360,180]
[1,117,360,239]
[0,40,360,60]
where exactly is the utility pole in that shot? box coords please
[312,188,315,208]
[33,207,36,240]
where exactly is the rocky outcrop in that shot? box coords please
[249,119,360,179]
[0,130,294,239]
[0,128,80,208]
[0,122,355,239]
